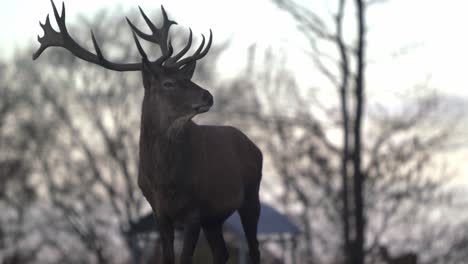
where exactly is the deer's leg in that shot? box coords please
[179,213,201,264]
[158,217,175,264]
[238,194,261,264]
[203,223,229,264]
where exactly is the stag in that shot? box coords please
[33,2,263,264]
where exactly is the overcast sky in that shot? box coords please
[1,0,467,95]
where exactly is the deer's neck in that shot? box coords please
[139,106,193,189]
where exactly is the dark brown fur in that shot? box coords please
[139,121,262,225]
[137,63,263,264]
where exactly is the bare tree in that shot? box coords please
[262,0,468,263]
[0,52,60,263]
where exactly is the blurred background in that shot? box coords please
[1,0,467,263]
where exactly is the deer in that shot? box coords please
[33,2,263,264]
[379,246,418,264]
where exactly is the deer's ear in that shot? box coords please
[179,61,196,79]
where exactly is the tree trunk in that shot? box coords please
[353,0,366,264]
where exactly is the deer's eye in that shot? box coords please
[162,81,175,89]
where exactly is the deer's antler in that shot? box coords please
[33,1,212,72]
[126,6,212,70]
[33,0,141,71]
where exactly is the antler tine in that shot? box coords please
[33,14,56,60]
[169,30,212,69]
[165,28,193,65]
[129,22,176,68]
[126,17,152,42]
[33,0,141,71]
[156,40,174,65]
[167,35,204,68]
[154,5,176,57]
[198,29,213,59]
[126,7,159,44]
[51,0,67,33]
[127,6,176,58]
[138,6,159,35]
[131,30,149,61]
[91,30,106,62]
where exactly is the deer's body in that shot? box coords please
[135,68,263,263]
[34,2,263,263]
[138,120,262,223]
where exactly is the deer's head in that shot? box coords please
[33,1,213,134]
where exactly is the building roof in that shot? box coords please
[129,202,300,237]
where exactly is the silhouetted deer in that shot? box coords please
[379,246,418,264]
[33,2,263,264]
